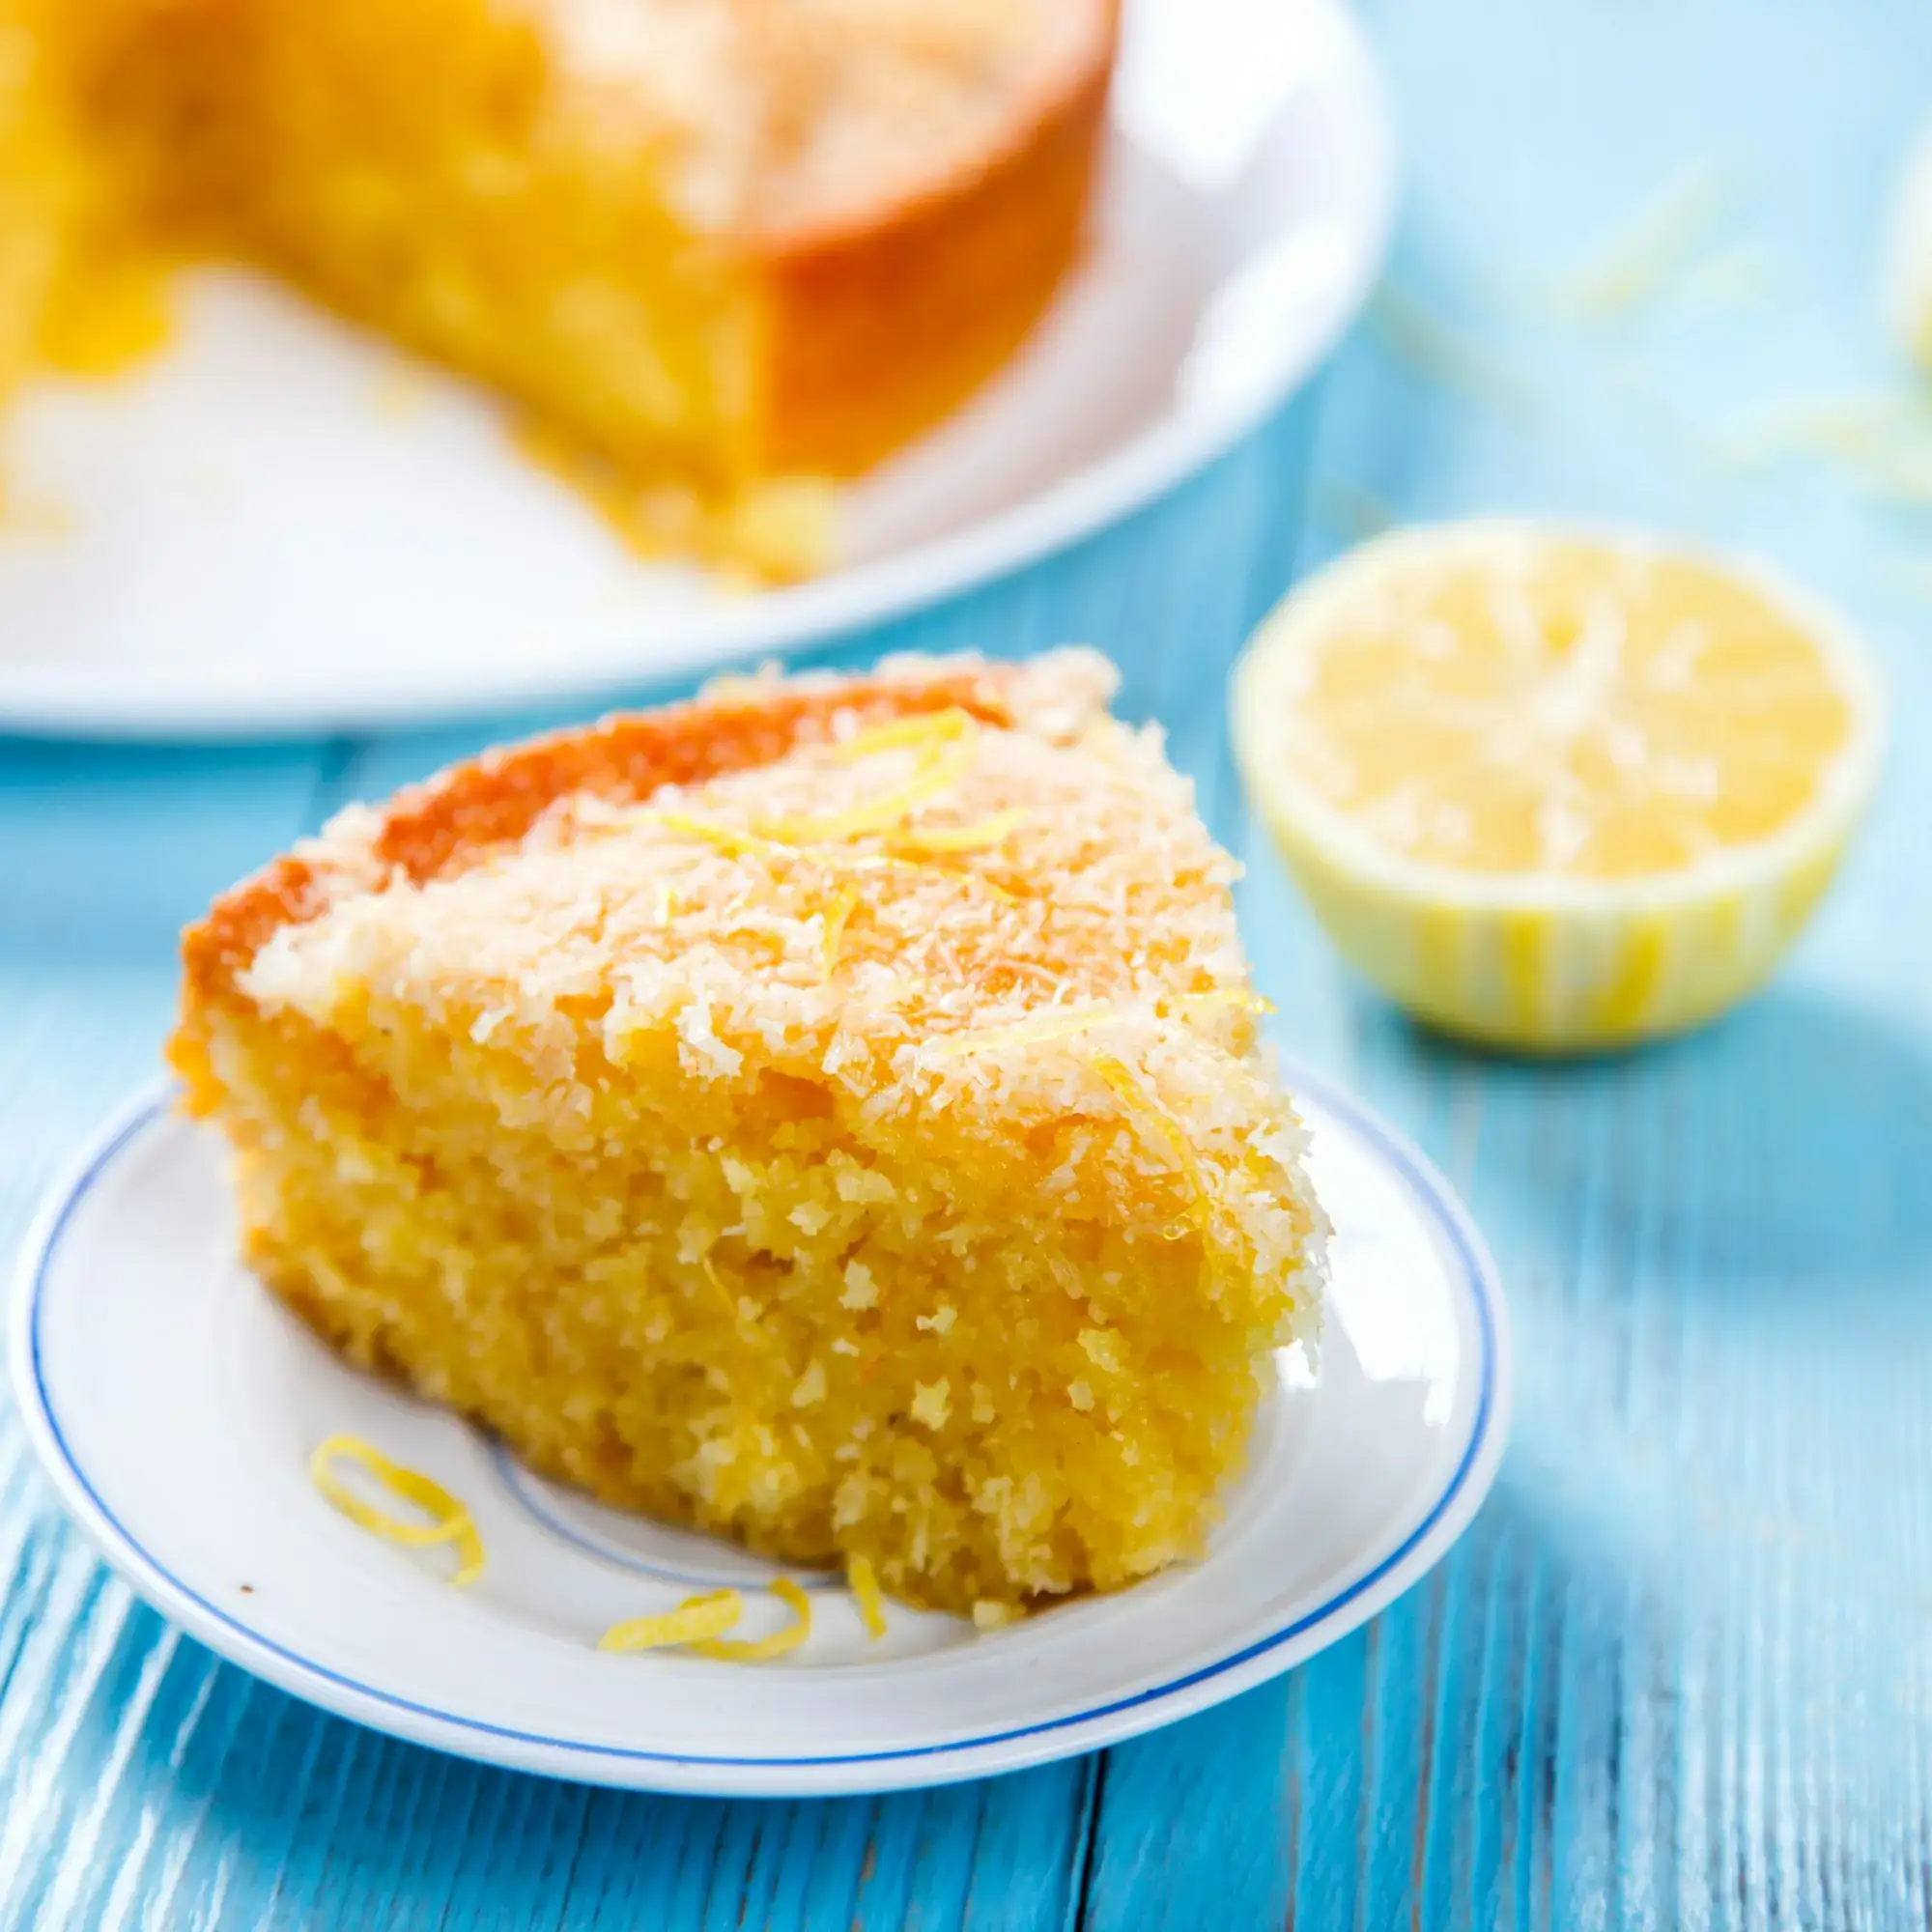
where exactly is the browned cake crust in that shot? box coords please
[43,0,1119,502]
[175,662,1025,1054]
[753,6,1118,475]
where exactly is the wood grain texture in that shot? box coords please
[5,0,1932,1919]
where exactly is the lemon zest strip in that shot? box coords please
[652,808,1016,909]
[887,809,1030,857]
[308,1435,486,1586]
[922,1006,1122,1063]
[648,811,796,862]
[756,731,977,844]
[1089,1053,1218,1242]
[923,1016,1226,1236]
[820,884,862,976]
[1172,988,1276,1018]
[689,1578,813,1662]
[599,1589,743,1654]
[925,994,1270,1069]
[831,708,976,762]
[847,1556,888,1640]
[702,1252,763,1349]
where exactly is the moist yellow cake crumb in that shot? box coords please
[172,649,1326,1616]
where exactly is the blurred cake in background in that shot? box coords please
[0,0,1118,576]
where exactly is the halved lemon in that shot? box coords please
[1232,522,1885,1051]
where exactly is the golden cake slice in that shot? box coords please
[170,650,1326,1616]
[3,0,1117,572]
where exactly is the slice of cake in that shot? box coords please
[5,0,1118,574]
[170,650,1326,1615]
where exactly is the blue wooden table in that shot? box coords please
[5,0,1932,1923]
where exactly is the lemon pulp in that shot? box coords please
[1234,523,1884,1050]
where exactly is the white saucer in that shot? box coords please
[10,1062,1507,1799]
[0,0,1395,738]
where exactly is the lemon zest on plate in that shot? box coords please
[689,1578,813,1662]
[308,1435,486,1586]
[599,1588,743,1654]
[847,1555,888,1639]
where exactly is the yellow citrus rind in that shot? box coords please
[1232,522,1886,1051]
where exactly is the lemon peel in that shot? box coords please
[846,1555,888,1640]
[647,811,795,862]
[921,1006,1122,1063]
[599,1589,743,1653]
[1172,988,1275,1019]
[756,731,976,843]
[819,883,862,975]
[887,809,1030,856]
[923,989,1268,1065]
[598,1580,812,1661]
[1089,1053,1218,1243]
[652,807,1019,919]
[702,1252,762,1348]
[830,708,976,762]
[308,1435,485,1586]
[689,1579,812,1662]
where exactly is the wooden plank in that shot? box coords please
[0,735,332,1930]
